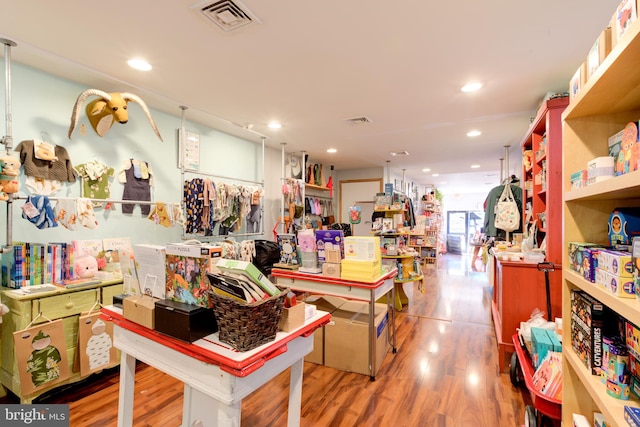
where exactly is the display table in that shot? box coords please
[101,306,330,427]
[271,268,397,380]
[380,254,422,311]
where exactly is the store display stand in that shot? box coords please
[272,268,397,381]
[103,306,330,427]
[562,17,640,425]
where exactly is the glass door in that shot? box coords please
[446,211,468,254]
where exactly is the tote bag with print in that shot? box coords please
[494,184,520,232]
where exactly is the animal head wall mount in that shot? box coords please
[68,89,163,141]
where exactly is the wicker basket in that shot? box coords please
[207,288,287,352]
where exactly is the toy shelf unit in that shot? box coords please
[407,231,439,269]
[381,253,423,284]
[562,16,640,426]
[520,95,568,264]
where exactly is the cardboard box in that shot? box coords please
[625,405,640,426]
[568,242,601,274]
[615,0,637,44]
[324,301,390,376]
[569,62,587,101]
[343,236,381,262]
[123,295,158,329]
[303,295,347,365]
[570,170,587,189]
[531,327,553,368]
[583,247,600,282]
[609,208,640,245]
[154,299,217,342]
[322,262,341,278]
[278,302,306,332]
[597,249,633,277]
[315,229,345,262]
[587,156,614,184]
[165,243,223,307]
[587,27,612,78]
[570,290,605,374]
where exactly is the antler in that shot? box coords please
[121,92,163,142]
[68,89,111,139]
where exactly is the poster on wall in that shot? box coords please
[78,312,117,376]
[179,129,200,170]
[13,319,70,395]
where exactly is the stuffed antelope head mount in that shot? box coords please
[68,89,163,141]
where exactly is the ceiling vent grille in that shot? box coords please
[345,116,373,125]
[390,150,409,156]
[200,0,259,32]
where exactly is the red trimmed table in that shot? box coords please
[102,306,330,427]
[271,268,397,381]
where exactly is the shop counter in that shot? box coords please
[271,268,397,380]
[101,306,330,427]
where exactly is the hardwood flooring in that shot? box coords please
[1,254,534,426]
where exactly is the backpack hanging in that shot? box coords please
[494,184,520,232]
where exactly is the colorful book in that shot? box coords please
[207,273,254,303]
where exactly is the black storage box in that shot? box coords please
[113,293,130,309]
[154,299,217,343]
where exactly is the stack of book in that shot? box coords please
[2,242,76,288]
[209,258,281,304]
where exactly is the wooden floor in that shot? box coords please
[1,253,533,426]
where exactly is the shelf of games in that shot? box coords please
[562,13,640,426]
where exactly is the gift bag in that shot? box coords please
[13,318,70,395]
[494,184,520,232]
[78,311,117,376]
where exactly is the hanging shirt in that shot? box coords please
[75,160,115,208]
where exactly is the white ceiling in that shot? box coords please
[0,0,619,195]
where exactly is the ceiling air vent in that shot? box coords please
[200,0,259,32]
[345,116,373,125]
[390,150,409,156]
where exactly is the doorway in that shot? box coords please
[446,211,468,254]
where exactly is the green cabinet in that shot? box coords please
[0,280,122,403]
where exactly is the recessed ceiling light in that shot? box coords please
[432,173,440,177]
[327,148,337,153]
[467,130,481,137]
[127,58,152,71]
[471,164,480,169]
[268,121,282,129]
[461,82,482,92]
[422,168,431,172]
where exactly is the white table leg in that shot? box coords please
[117,352,136,427]
[287,358,304,427]
[183,383,241,427]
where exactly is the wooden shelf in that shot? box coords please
[563,18,640,121]
[561,15,640,426]
[565,169,640,202]
[395,275,423,284]
[520,96,567,265]
[565,269,640,324]
[305,183,330,191]
[381,254,416,259]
